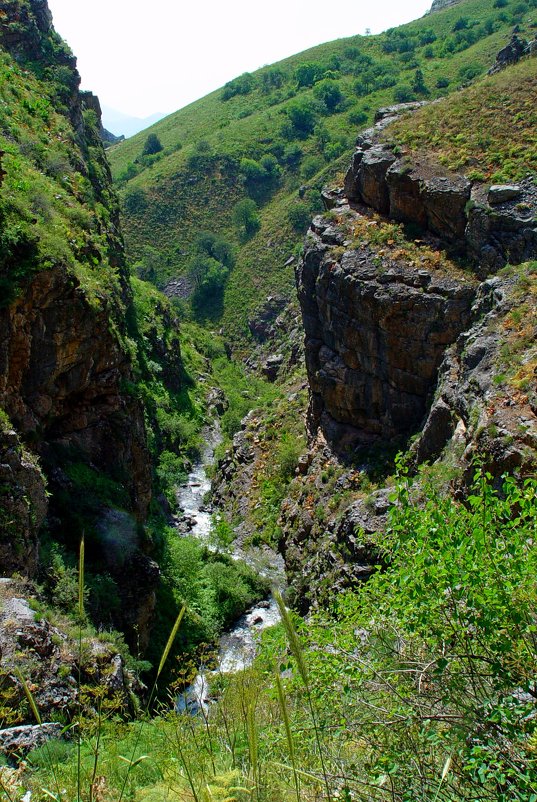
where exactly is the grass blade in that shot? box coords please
[274,668,300,802]
[78,535,85,621]
[157,605,186,679]
[15,667,41,725]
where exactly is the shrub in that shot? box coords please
[142,133,163,156]
[295,62,323,88]
[222,72,255,100]
[393,85,417,103]
[411,68,429,96]
[287,202,313,233]
[286,98,317,137]
[347,107,368,126]
[232,198,260,240]
[313,79,343,113]
[260,67,285,92]
[186,140,215,171]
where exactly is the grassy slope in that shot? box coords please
[386,56,537,180]
[109,0,536,343]
[0,48,126,311]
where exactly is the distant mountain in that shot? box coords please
[101,105,166,138]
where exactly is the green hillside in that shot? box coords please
[109,0,536,343]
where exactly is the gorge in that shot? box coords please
[0,0,536,798]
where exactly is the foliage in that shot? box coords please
[232,198,260,241]
[22,465,537,802]
[388,58,537,181]
[222,72,255,100]
[142,133,163,156]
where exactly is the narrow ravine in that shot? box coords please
[174,421,285,713]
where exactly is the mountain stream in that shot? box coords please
[174,424,285,713]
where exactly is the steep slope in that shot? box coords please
[109,0,536,344]
[0,0,164,641]
[212,54,536,612]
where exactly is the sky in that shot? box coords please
[46,0,432,121]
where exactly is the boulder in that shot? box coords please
[0,723,63,755]
[355,146,397,213]
[262,354,284,382]
[422,173,471,241]
[387,160,428,228]
[488,184,522,205]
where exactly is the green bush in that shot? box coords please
[222,72,255,100]
[313,79,344,113]
[295,62,324,88]
[287,202,313,233]
[142,133,163,156]
[285,98,318,137]
[232,198,260,240]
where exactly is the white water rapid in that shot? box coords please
[174,423,285,714]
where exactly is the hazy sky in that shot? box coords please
[46,0,431,119]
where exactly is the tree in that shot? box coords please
[411,68,429,96]
[393,85,417,103]
[313,80,343,113]
[232,199,260,240]
[294,62,323,88]
[142,133,163,156]
[194,232,235,269]
[286,99,317,137]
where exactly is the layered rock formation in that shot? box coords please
[298,105,536,452]
[344,136,537,273]
[297,206,477,451]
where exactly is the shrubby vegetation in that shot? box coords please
[17,467,537,801]
[110,0,537,341]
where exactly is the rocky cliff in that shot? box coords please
[0,0,158,642]
[429,0,462,12]
[297,100,536,454]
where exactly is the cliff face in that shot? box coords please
[297,211,476,451]
[429,0,462,12]
[297,107,536,454]
[0,0,157,641]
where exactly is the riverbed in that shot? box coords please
[174,423,285,712]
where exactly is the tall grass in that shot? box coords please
[275,590,332,802]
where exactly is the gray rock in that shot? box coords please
[488,184,522,204]
[262,354,284,382]
[356,146,397,213]
[296,226,476,450]
[0,723,63,754]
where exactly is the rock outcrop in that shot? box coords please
[0,424,47,576]
[413,273,537,476]
[488,34,528,74]
[0,266,151,521]
[344,138,536,271]
[297,208,476,451]
[301,97,536,451]
[0,579,140,725]
[428,0,462,12]
[0,0,159,642]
